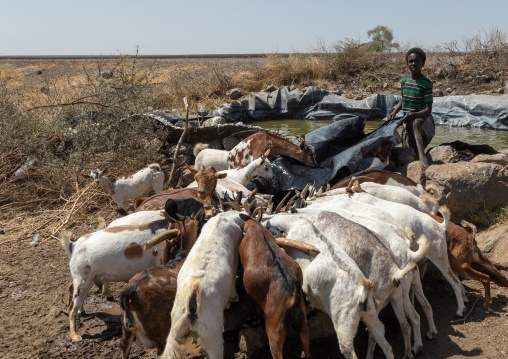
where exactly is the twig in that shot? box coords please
[0,199,53,210]
[168,97,189,185]
[450,297,481,324]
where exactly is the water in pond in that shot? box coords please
[248,119,508,151]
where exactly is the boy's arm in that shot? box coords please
[403,103,433,123]
[387,99,402,120]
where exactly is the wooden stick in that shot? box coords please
[143,229,180,250]
[275,237,320,257]
[168,97,189,186]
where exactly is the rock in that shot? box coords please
[333,89,344,95]
[226,88,243,100]
[497,87,505,94]
[382,82,389,90]
[265,84,277,92]
[470,153,508,166]
[222,136,241,151]
[425,162,508,222]
[101,70,114,79]
[40,86,50,95]
[207,140,224,150]
[446,88,453,93]
[427,145,457,164]
[201,116,226,127]
[238,326,266,355]
[196,106,208,117]
[0,229,4,235]
[176,167,195,188]
[435,67,448,78]
[390,147,416,167]
[475,224,508,271]
[169,143,192,156]
[407,161,427,186]
[498,149,508,155]
[504,84,508,94]
[434,89,444,97]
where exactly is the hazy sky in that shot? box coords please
[2,0,507,55]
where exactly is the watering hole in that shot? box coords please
[249,119,508,151]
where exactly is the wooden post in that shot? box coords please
[168,97,190,186]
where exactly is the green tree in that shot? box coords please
[367,25,400,52]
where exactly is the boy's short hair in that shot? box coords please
[406,48,426,66]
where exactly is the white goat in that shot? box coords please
[309,192,465,317]
[299,206,437,356]
[217,150,273,186]
[60,220,178,342]
[323,181,438,214]
[291,209,418,359]
[161,211,245,359]
[83,163,164,215]
[261,214,396,359]
[194,149,229,171]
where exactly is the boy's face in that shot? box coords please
[407,53,423,76]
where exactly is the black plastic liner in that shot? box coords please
[208,87,508,130]
[268,116,405,192]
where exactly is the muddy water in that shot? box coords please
[249,119,508,151]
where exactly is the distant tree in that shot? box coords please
[367,25,400,52]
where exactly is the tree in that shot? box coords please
[367,25,400,52]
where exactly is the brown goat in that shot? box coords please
[239,214,311,359]
[118,210,203,358]
[135,188,204,211]
[429,214,508,310]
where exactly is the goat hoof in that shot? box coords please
[77,310,86,317]
[455,312,464,318]
[71,334,83,342]
[426,331,438,340]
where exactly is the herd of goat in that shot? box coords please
[61,132,508,359]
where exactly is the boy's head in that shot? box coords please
[406,48,426,66]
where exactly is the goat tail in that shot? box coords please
[438,205,451,231]
[393,262,417,287]
[161,277,202,359]
[60,230,74,259]
[356,276,374,303]
[420,192,439,214]
[411,234,430,263]
[424,182,442,198]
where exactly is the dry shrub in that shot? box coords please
[327,39,386,77]
[237,53,328,90]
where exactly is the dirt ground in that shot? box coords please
[1,208,507,359]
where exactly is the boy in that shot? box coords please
[387,47,435,166]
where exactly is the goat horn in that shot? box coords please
[247,188,258,203]
[460,220,477,237]
[275,192,292,214]
[301,183,311,200]
[143,229,180,250]
[498,164,508,177]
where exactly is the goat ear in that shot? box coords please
[185,163,197,175]
[263,149,270,158]
[194,207,205,221]
[239,213,251,222]
[217,172,227,179]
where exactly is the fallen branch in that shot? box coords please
[168,97,189,186]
